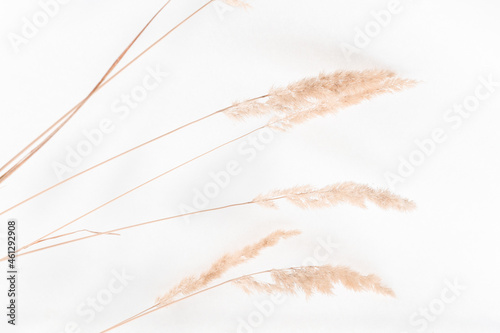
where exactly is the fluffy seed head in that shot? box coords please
[222,0,251,8]
[253,182,416,211]
[226,70,417,131]
[234,265,395,297]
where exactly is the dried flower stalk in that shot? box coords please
[3,67,415,260]
[104,264,393,331]
[0,0,216,186]
[3,2,416,332]
[1,71,415,218]
[6,182,415,259]
[0,97,267,217]
[1,70,415,215]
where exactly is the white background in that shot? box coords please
[0,0,499,332]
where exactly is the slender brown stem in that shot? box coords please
[1,109,306,261]
[21,192,312,252]
[0,0,215,185]
[100,0,217,92]
[9,194,290,259]
[0,0,174,185]
[3,115,295,261]
[0,110,220,216]
[14,124,267,256]
[0,96,268,217]
[0,106,76,176]
[13,202,255,259]
[0,185,346,260]
[39,229,120,243]
[4,194,292,259]
[108,305,159,330]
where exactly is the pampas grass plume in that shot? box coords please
[234,265,395,297]
[226,70,416,131]
[223,0,252,8]
[253,182,416,211]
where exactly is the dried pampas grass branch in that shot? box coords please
[2,0,419,331]
[4,70,415,259]
[102,232,393,332]
[0,95,268,217]
[1,70,414,217]
[0,0,174,185]
[8,182,415,259]
[0,0,221,186]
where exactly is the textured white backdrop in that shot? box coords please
[0,0,499,332]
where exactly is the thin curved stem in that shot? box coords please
[19,190,336,255]
[0,0,215,185]
[0,110,220,216]
[2,112,305,261]
[39,229,120,243]
[8,194,292,259]
[15,124,267,255]
[0,96,267,217]
[0,0,174,184]
[13,201,255,259]
[3,115,298,261]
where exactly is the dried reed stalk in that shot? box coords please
[0,0,174,185]
[4,70,415,260]
[0,0,218,185]
[1,70,414,216]
[0,0,266,215]
[11,126,266,257]
[4,2,411,332]
[0,96,267,217]
[104,261,392,331]
[6,182,414,259]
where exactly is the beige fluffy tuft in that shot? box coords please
[222,0,252,9]
[233,265,395,297]
[156,230,300,305]
[253,182,416,211]
[226,70,416,129]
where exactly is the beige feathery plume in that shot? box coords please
[222,0,251,8]
[156,230,300,305]
[234,265,395,297]
[226,70,416,129]
[253,182,416,211]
